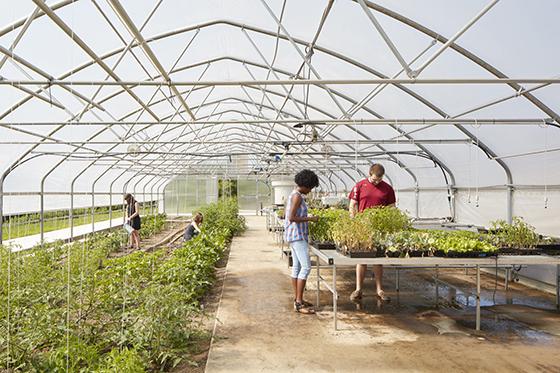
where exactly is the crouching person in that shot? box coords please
[184,212,203,242]
[285,169,319,314]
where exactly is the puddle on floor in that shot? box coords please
[309,267,560,344]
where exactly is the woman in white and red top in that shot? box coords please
[348,163,396,302]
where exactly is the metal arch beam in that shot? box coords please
[30,0,161,122]
[0,18,502,189]
[64,50,449,190]
[127,125,364,188]
[106,0,196,120]
[95,57,423,189]
[146,68,426,187]
[0,7,524,221]
[114,104,370,188]
[123,99,403,185]
[358,1,559,124]
[2,6,557,127]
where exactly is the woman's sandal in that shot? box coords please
[294,299,314,308]
[294,301,315,314]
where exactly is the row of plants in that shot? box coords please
[0,199,245,371]
[2,201,158,240]
[138,213,167,239]
[309,207,549,258]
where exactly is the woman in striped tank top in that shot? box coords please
[285,169,320,314]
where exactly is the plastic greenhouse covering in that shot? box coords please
[0,0,559,241]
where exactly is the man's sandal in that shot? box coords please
[294,301,315,314]
[376,291,391,302]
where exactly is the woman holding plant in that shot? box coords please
[285,169,320,314]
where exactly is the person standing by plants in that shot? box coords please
[184,212,203,241]
[124,193,141,250]
[285,169,320,314]
[349,163,396,302]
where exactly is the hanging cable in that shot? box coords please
[541,120,549,209]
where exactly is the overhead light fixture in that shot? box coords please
[293,120,325,128]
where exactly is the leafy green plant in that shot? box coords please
[488,217,540,249]
[433,232,498,255]
[360,206,412,233]
[308,208,348,243]
[0,199,243,371]
[139,213,167,239]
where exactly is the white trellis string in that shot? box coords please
[474,119,480,208]
[354,119,359,173]
[468,139,472,204]
[543,120,549,209]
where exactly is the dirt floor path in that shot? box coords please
[205,216,560,373]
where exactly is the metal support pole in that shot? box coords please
[0,180,4,245]
[357,0,412,77]
[333,264,338,331]
[556,264,559,311]
[91,190,95,234]
[70,186,74,239]
[476,265,481,331]
[39,190,44,243]
[316,254,320,308]
[161,182,166,214]
[411,0,500,78]
[505,268,510,292]
[414,186,420,218]
[506,185,514,224]
[435,265,439,307]
[396,268,400,292]
[109,186,113,228]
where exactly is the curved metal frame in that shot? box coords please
[1,1,558,241]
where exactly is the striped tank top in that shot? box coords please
[284,190,309,242]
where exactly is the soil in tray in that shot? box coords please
[311,241,336,250]
[535,243,560,256]
[499,247,542,255]
[335,246,379,258]
[431,250,496,258]
[444,250,496,258]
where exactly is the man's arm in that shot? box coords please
[349,199,358,218]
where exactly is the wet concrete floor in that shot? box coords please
[205,216,560,372]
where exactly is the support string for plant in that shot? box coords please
[353,119,359,174]
[468,139,472,204]
[474,120,480,208]
[542,120,549,209]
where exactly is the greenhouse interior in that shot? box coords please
[1,1,560,372]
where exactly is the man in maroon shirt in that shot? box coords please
[348,164,396,302]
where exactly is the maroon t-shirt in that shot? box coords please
[348,179,396,212]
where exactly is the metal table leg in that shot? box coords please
[333,264,337,330]
[476,265,481,331]
[316,255,320,307]
[435,265,439,307]
[556,264,560,311]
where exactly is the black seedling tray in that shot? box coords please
[336,246,379,258]
[312,241,337,250]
